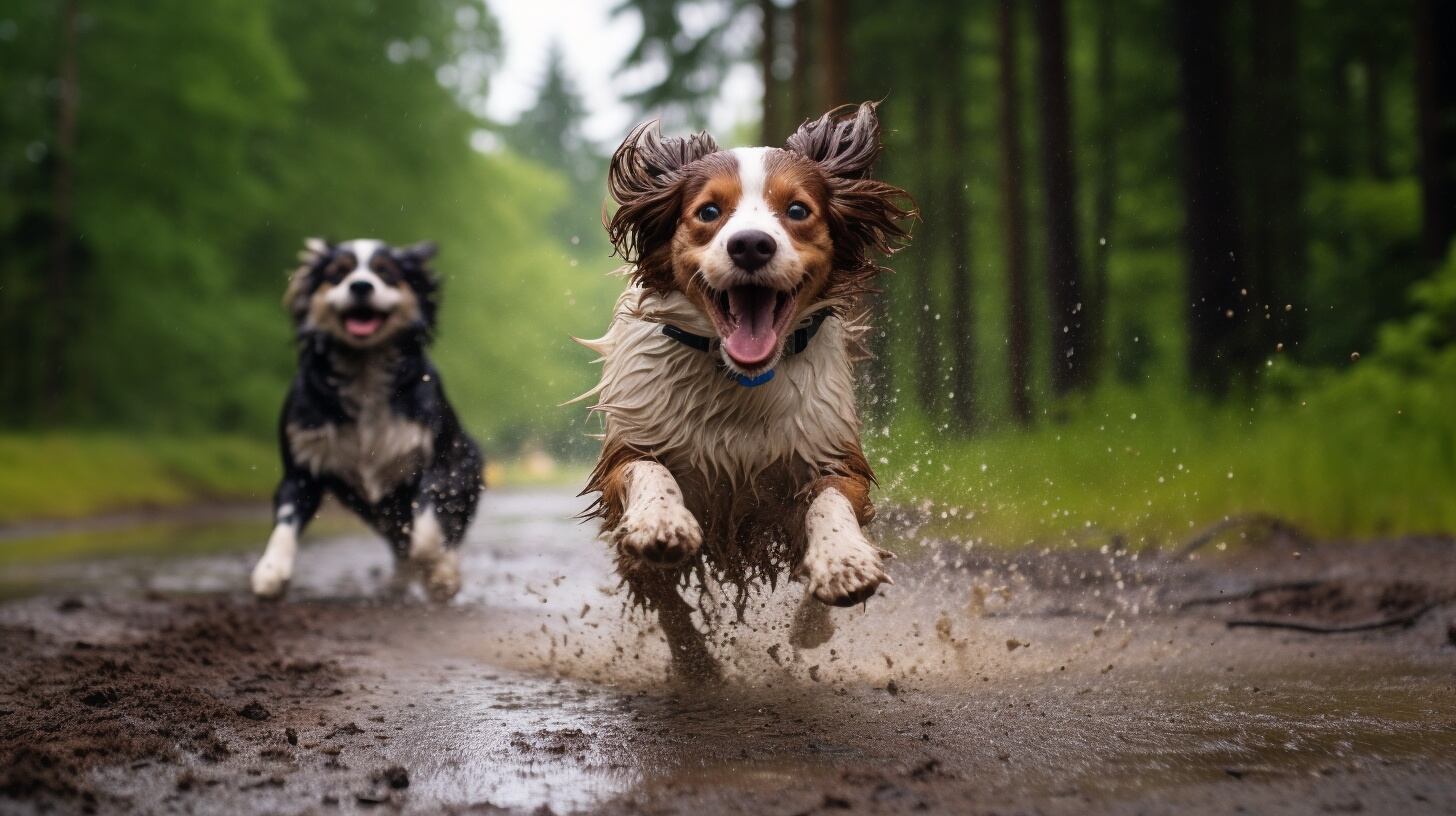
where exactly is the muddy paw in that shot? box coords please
[423,552,462,602]
[798,535,893,608]
[250,557,291,600]
[613,504,702,567]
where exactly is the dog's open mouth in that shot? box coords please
[707,285,795,369]
[341,307,387,339]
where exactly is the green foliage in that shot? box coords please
[610,0,751,127]
[0,0,614,458]
[1302,178,1423,363]
[881,248,1456,548]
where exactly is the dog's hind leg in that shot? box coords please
[796,473,893,608]
[629,571,722,683]
[252,469,323,599]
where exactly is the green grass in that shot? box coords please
[0,431,589,527]
[870,387,1456,549]
[0,433,277,524]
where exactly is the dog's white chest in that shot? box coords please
[288,373,432,503]
[585,288,862,486]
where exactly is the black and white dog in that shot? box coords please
[251,238,484,602]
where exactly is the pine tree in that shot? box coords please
[508,42,595,188]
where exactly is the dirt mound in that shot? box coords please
[0,599,343,812]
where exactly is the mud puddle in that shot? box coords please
[2,488,1455,814]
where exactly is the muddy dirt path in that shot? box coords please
[2,488,1455,814]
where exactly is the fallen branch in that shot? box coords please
[1226,601,1447,634]
[1176,513,1311,559]
[1178,580,1322,610]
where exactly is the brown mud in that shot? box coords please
[1,488,1454,814]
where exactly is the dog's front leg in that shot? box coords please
[405,505,461,602]
[251,468,323,599]
[406,446,484,603]
[609,460,701,567]
[796,474,892,607]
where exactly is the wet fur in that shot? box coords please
[254,238,483,601]
[582,104,914,674]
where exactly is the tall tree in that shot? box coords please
[910,81,940,416]
[1362,44,1390,180]
[1415,0,1456,262]
[790,0,813,121]
[1090,0,1116,387]
[997,0,1033,424]
[1248,0,1305,351]
[505,42,601,245]
[1175,1,1251,395]
[507,43,592,182]
[759,0,781,144]
[819,0,846,109]
[43,0,80,414]
[1032,0,1088,396]
[942,17,976,431]
[611,0,749,127]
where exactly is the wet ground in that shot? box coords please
[2,487,1454,814]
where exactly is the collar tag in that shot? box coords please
[735,369,775,388]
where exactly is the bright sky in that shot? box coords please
[483,0,761,150]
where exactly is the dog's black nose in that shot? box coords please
[349,279,374,298]
[727,230,777,272]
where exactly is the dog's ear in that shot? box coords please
[284,236,333,324]
[786,101,884,180]
[400,240,437,262]
[787,102,916,301]
[393,240,440,330]
[606,121,718,289]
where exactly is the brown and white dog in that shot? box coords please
[579,103,915,678]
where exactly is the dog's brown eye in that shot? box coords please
[372,261,399,284]
[786,202,811,221]
[697,204,721,223]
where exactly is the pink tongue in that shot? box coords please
[722,287,779,366]
[345,315,383,337]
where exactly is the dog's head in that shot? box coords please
[284,238,439,348]
[606,102,914,374]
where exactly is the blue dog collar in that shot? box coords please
[735,369,775,388]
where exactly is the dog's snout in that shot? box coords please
[726,230,777,273]
[349,279,374,299]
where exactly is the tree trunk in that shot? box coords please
[1032,0,1087,396]
[997,0,1033,425]
[819,0,846,109]
[1175,1,1250,396]
[1249,0,1304,353]
[1327,49,1353,177]
[759,0,781,145]
[910,83,940,417]
[1363,46,1390,180]
[45,0,80,416]
[1090,0,1115,388]
[942,17,976,432]
[1415,0,1456,262]
[791,0,812,121]
[864,146,895,422]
